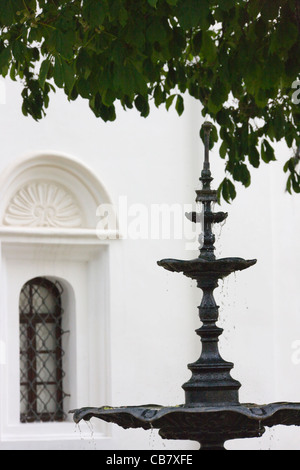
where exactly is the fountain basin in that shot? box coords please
[71,402,300,448]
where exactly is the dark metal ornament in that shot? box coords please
[71,123,300,450]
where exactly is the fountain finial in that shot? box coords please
[186,122,228,257]
[202,121,214,168]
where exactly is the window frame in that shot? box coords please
[0,242,111,446]
[19,277,66,423]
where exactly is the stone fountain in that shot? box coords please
[71,123,300,450]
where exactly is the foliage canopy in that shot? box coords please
[0,0,300,200]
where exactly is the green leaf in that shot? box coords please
[51,30,75,60]
[146,19,167,44]
[199,124,217,150]
[9,62,16,81]
[218,178,237,203]
[273,109,285,140]
[254,88,269,108]
[113,63,139,96]
[135,95,150,117]
[147,0,158,7]
[283,161,289,174]
[89,93,116,121]
[232,162,251,187]
[177,0,210,30]
[170,27,186,58]
[53,58,64,88]
[192,31,202,55]
[62,61,75,93]
[261,0,280,20]
[292,174,300,193]
[12,41,27,62]
[166,94,176,111]
[77,77,90,99]
[248,145,260,168]
[119,8,128,26]
[39,58,51,89]
[154,85,164,107]
[286,174,292,194]
[175,94,184,116]
[201,31,217,63]
[261,55,283,90]
[0,0,15,25]
[211,125,218,144]
[221,179,229,203]
[219,0,235,11]
[102,88,115,107]
[0,48,11,75]
[83,0,107,28]
[270,21,298,53]
[248,0,262,18]
[210,78,229,108]
[227,178,237,200]
[261,140,276,163]
[220,141,227,159]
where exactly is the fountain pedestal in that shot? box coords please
[71,123,300,450]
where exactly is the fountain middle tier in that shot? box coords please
[157,257,257,281]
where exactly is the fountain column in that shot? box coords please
[182,123,241,407]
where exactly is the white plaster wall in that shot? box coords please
[0,77,299,450]
[211,138,300,450]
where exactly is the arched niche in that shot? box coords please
[0,152,115,447]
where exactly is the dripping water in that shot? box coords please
[85,420,97,450]
[217,277,230,335]
[74,420,97,449]
[74,422,84,441]
[149,423,155,449]
[213,218,227,258]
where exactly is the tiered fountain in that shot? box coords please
[72,123,300,450]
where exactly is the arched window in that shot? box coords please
[19,277,67,423]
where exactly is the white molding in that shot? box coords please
[0,151,119,231]
[0,227,121,245]
[0,150,114,206]
[1,424,107,444]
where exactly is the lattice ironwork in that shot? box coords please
[19,277,68,423]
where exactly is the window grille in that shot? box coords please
[19,277,68,423]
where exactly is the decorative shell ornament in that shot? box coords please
[4,182,83,228]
